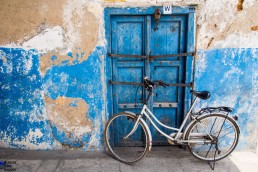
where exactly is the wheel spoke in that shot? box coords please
[205,144,213,158]
[194,144,209,153]
[211,126,234,136]
[217,130,236,144]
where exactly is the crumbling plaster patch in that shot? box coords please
[0,129,62,149]
[0,0,99,51]
[44,95,92,138]
[104,0,126,2]
[251,26,258,31]
[196,0,258,49]
[0,0,100,75]
[21,26,65,53]
[237,0,244,11]
[2,0,258,52]
[0,0,65,45]
[62,0,99,53]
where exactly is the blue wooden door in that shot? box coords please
[111,14,187,145]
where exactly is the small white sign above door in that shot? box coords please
[163,6,172,14]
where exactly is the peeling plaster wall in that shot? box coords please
[0,47,105,150]
[0,0,106,150]
[194,0,258,152]
[0,0,258,151]
[195,48,258,150]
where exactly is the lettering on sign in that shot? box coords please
[163,6,172,14]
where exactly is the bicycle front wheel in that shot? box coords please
[185,113,240,161]
[105,112,149,163]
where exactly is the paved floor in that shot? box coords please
[0,146,258,172]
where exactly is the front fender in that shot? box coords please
[125,111,152,151]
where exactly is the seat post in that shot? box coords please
[190,97,198,112]
[174,96,198,140]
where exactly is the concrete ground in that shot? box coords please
[0,146,258,172]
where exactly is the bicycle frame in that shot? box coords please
[125,97,214,144]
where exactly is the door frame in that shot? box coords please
[104,6,196,121]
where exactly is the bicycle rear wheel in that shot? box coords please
[105,112,149,163]
[185,113,240,161]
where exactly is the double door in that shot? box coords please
[111,14,188,145]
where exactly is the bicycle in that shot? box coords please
[105,76,240,166]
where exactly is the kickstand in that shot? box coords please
[208,159,216,170]
[208,143,219,170]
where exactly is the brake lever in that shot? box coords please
[157,80,169,88]
[160,82,167,88]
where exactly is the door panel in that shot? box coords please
[150,16,186,58]
[111,16,145,111]
[111,16,146,146]
[150,15,186,144]
[117,65,143,104]
[111,14,187,145]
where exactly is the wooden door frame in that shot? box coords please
[104,6,196,121]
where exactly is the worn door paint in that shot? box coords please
[111,14,187,145]
[149,15,187,144]
[111,16,146,146]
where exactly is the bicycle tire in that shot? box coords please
[185,113,240,161]
[105,112,150,163]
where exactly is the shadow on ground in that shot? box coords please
[0,146,241,172]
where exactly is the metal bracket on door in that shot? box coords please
[107,52,195,60]
[154,8,161,31]
[108,52,194,88]
[109,80,193,87]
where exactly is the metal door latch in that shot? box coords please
[154,8,161,31]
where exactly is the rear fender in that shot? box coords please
[182,113,240,140]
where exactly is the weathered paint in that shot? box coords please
[0,48,57,149]
[45,96,92,139]
[0,0,257,152]
[0,47,105,149]
[195,48,258,150]
[0,0,99,54]
[104,0,126,2]
[196,1,258,49]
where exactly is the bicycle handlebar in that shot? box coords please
[143,76,169,91]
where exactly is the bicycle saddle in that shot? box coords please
[190,90,211,100]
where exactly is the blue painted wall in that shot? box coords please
[1,47,257,150]
[0,47,257,150]
[195,48,258,150]
[0,47,106,150]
